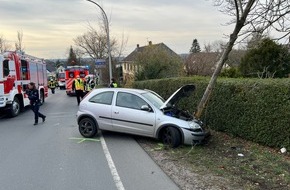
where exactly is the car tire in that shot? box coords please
[78,118,98,138]
[161,126,181,148]
[9,97,20,117]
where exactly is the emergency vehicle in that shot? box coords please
[0,51,48,117]
[65,65,89,95]
[57,71,65,90]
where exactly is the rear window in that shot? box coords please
[89,91,114,105]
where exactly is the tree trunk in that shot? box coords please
[194,0,256,119]
[195,26,243,119]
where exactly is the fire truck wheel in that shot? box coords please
[78,118,98,138]
[9,97,20,117]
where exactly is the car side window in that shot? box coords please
[89,91,114,105]
[116,92,148,110]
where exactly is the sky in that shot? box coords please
[0,0,234,59]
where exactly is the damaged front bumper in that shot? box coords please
[182,127,211,145]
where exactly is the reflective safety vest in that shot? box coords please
[112,82,117,88]
[48,81,56,88]
[75,79,84,91]
[86,83,91,91]
[86,80,95,91]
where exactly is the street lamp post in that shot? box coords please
[86,0,112,83]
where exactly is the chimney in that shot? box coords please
[137,44,139,48]
[149,41,152,46]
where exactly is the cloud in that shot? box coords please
[0,0,233,58]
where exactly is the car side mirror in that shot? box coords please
[141,105,151,112]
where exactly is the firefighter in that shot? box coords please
[72,75,85,105]
[85,75,95,94]
[48,78,56,94]
[109,78,118,88]
[26,82,46,125]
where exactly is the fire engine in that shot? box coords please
[0,51,48,117]
[65,65,89,95]
[57,71,65,90]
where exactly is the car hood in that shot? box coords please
[160,84,195,109]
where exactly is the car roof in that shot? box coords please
[93,87,148,95]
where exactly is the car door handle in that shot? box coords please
[114,111,119,114]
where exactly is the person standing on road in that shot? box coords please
[26,82,46,125]
[109,78,118,88]
[72,75,85,105]
[84,76,95,94]
[48,78,56,94]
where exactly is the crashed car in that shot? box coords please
[76,84,210,147]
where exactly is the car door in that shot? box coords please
[112,92,155,136]
[87,91,114,130]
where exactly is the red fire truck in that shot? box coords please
[0,51,48,117]
[65,65,89,95]
[57,71,66,90]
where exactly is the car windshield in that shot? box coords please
[141,91,164,108]
[58,73,65,79]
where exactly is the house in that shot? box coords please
[185,49,245,76]
[185,52,219,76]
[122,41,181,81]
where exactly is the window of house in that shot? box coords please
[89,91,114,105]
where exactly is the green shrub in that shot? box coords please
[133,77,290,149]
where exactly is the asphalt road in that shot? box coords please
[0,89,180,190]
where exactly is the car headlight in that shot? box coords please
[189,121,201,129]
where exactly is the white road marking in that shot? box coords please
[100,133,125,190]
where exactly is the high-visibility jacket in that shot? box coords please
[110,82,117,88]
[48,81,56,88]
[86,80,95,91]
[74,79,84,91]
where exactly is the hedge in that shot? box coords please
[132,77,290,149]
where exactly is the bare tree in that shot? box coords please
[74,24,110,59]
[15,30,24,52]
[185,52,219,76]
[195,0,290,118]
[116,31,128,60]
[75,23,121,58]
[204,42,212,53]
[0,35,12,53]
[203,40,227,53]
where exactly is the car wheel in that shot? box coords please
[78,118,98,138]
[161,127,181,148]
[9,97,20,117]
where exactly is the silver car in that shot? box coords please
[76,84,210,147]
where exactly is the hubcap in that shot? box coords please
[80,121,93,135]
[12,101,20,114]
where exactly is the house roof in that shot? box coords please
[123,42,180,62]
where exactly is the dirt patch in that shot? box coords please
[137,130,290,190]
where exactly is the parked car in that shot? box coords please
[76,84,210,147]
